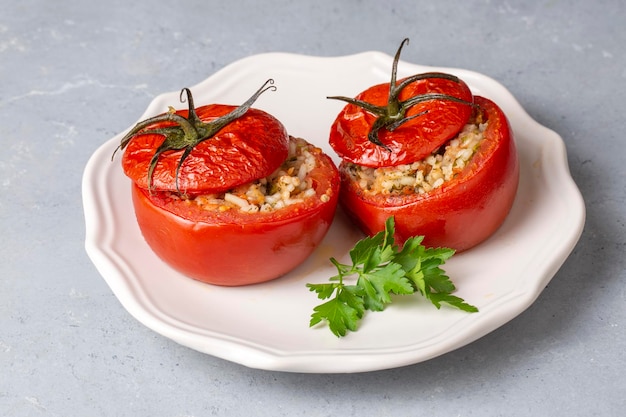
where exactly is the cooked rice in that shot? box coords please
[170,136,321,213]
[345,121,487,195]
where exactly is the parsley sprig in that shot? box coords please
[307,217,478,337]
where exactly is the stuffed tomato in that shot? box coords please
[328,39,519,252]
[114,80,339,285]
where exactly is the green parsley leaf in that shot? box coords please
[306,216,478,337]
[308,284,364,337]
[428,293,479,312]
[359,262,412,310]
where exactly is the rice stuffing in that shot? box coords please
[345,121,487,195]
[171,136,321,213]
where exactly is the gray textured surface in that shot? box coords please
[1,0,624,416]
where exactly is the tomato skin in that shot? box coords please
[338,96,519,252]
[329,76,473,168]
[130,141,340,286]
[122,105,289,194]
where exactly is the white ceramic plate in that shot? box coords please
[82,52,585,373]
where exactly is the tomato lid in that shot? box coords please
[114,81,289,194]
[328,39,474,167]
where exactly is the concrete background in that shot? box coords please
[1,1,624,416]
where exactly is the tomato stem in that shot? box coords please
[113,79,277,194]
[327,38,474,151]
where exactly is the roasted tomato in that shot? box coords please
[329,40,473,168]
[114,80,340,286]
[329,40,519,252]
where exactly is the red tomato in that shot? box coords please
[337,96,519,252]
[130,139,339,285]
[116,86,340,285]
[329,75,473,168]
[122,104,289,194]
